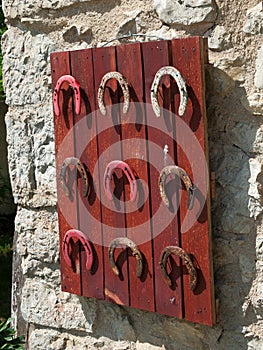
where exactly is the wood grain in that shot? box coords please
[50,51,81,295]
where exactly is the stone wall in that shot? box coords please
[2,0,263,349]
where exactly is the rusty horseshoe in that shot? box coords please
[108,237,143,278]
[159,165,195,209]
[159,246,197,291]
[63,229,93,270]
[103,160,137,202]
[59,157,89,197]
[53,74,81,116]
[151,66,188,117]
[98,71,130,115]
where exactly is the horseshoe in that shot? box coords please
[108,237,143,278]
[151,66,188,117]
[98,71,130,115]
[159,165,195,209]
[53,74,81,116]
[63,229,93,270]
[103,160,137,202]
[159,246,197,291]
[59,157,89,197]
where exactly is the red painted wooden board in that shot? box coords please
[51,37,215,326]
[116,42,155,312]
[92,46,129,306]
[69,48,104,300]
[171,37,215,325]
[50,51,81,295]
[141,40,183,317]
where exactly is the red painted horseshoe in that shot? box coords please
[53,75,81,116]
[62,229,93,270]
[103,160,137,202]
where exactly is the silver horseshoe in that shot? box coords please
[98,71,130,116]
[151,66,188,117]
[159,165,195,210]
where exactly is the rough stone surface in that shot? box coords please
[207,25,231,51]
[255,45,263,89]
[2,0,263,349]
[243,2,263,35]
[153,0,217,33]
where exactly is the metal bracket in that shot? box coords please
[159,246,197,291]
[151,66,188,117]
[103,160,137,202]
[63,229,93,270]
[98,71,130,116]
[53,74,81,116]
[59,157,89,197]
[108,237,143,278]
[159,165,195,209]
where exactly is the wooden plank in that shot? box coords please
[50,51,81,295]
[141,40,183,317]
[116,42,155,312]
[171,37,215,325]
[69,48,104,299]
[92,46,129,306]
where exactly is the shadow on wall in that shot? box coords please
[78,65,261,349]
[0,100,16,216]
[206,65,260,348]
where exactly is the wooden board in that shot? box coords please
[117,42,154,312]
[141,40,183,317]
[50,51,81,295]
[51,37,215,326]
[92,46,129,306]
[69,48,104,300]
[171,37,215,325]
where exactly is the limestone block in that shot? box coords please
[239,253,256,283]
[15,207,59,275]
[229,121,259,155]
[248,158,263,219]
[243,2,263,35]
[21,279,98,330]
[146,25,179,40]
[28,329,134,350]
[205,65,236,99]
[255,45,263,89]
[5,107,57,207]
[207,25,231,51]
[3,0,94,19]
[2,29,54,106]
[213,238,236,266]
[153,0,217,31]
[247,338,263,350]
[241,93,263,116]
[211,54,246,82]
[63,25,93,44]
[213,145,253,232]
[116,10,142,36]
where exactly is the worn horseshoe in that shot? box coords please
[103,160,137,202]
[159,246,197,291]
[63,229,93,270]
[59,157,89,197]
[53,74,81,116]
[159,165,195,209]
[151,66,188,117]
[108,237,143,278]
[98,71,130,115]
